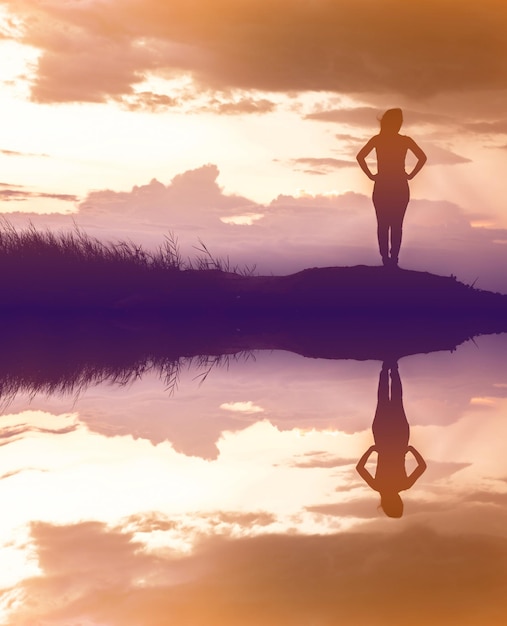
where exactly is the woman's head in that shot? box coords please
[379,108,403,134]
[380,491,404,518]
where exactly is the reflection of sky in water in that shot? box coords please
[1,335,507,623]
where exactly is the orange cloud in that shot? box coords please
[9,1,507,103]
[7,520,507,625]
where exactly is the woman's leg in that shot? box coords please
[389,184,409,265]
[373,183,389,265]
[389,216,403,265]
[377,218,389,264]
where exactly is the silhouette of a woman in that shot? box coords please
[356,361,426,518]
[356,109,427,267]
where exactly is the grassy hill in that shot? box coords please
[1,224,506,319]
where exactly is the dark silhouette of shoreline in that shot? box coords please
[0,223,506,399]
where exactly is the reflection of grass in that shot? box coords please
[0,310,249,403]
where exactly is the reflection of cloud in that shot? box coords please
[220,213,264,226]
[0,411,79,447]
[220,401,264,414]
[9,520,507,625]
[307,498,377,519]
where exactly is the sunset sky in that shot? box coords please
[1,1,507,290]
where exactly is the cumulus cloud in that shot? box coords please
[78,163,255,223]
[9,1,507,104]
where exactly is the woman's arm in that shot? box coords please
[356,137,377,181]
[405,445,427,488]
[406,138,427,180]
[356,445,377,489]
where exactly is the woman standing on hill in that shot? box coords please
[356,108,426,267]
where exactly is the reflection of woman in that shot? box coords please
[356,362,426,518]
[356,108,427,267]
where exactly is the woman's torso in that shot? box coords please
[375,133,410,179]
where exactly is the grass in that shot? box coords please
[0,220,243,310]
[0,218,184,271]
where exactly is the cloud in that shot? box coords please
[0,180,78,203]
[119,90,181,112]
[7,520,507,625]
[289,157,356,175]
[204,95,276,115]
[0,148,50,158]
[419,144,472,166]
[289,146,471,174]
[9,1,507,103]
[307,106,456,129]
[0,188,78,202]
[290,453,357,469]
[463,119,507,135]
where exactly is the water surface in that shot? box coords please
[1,334,507,625]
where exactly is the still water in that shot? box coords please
[1,332,507,625]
